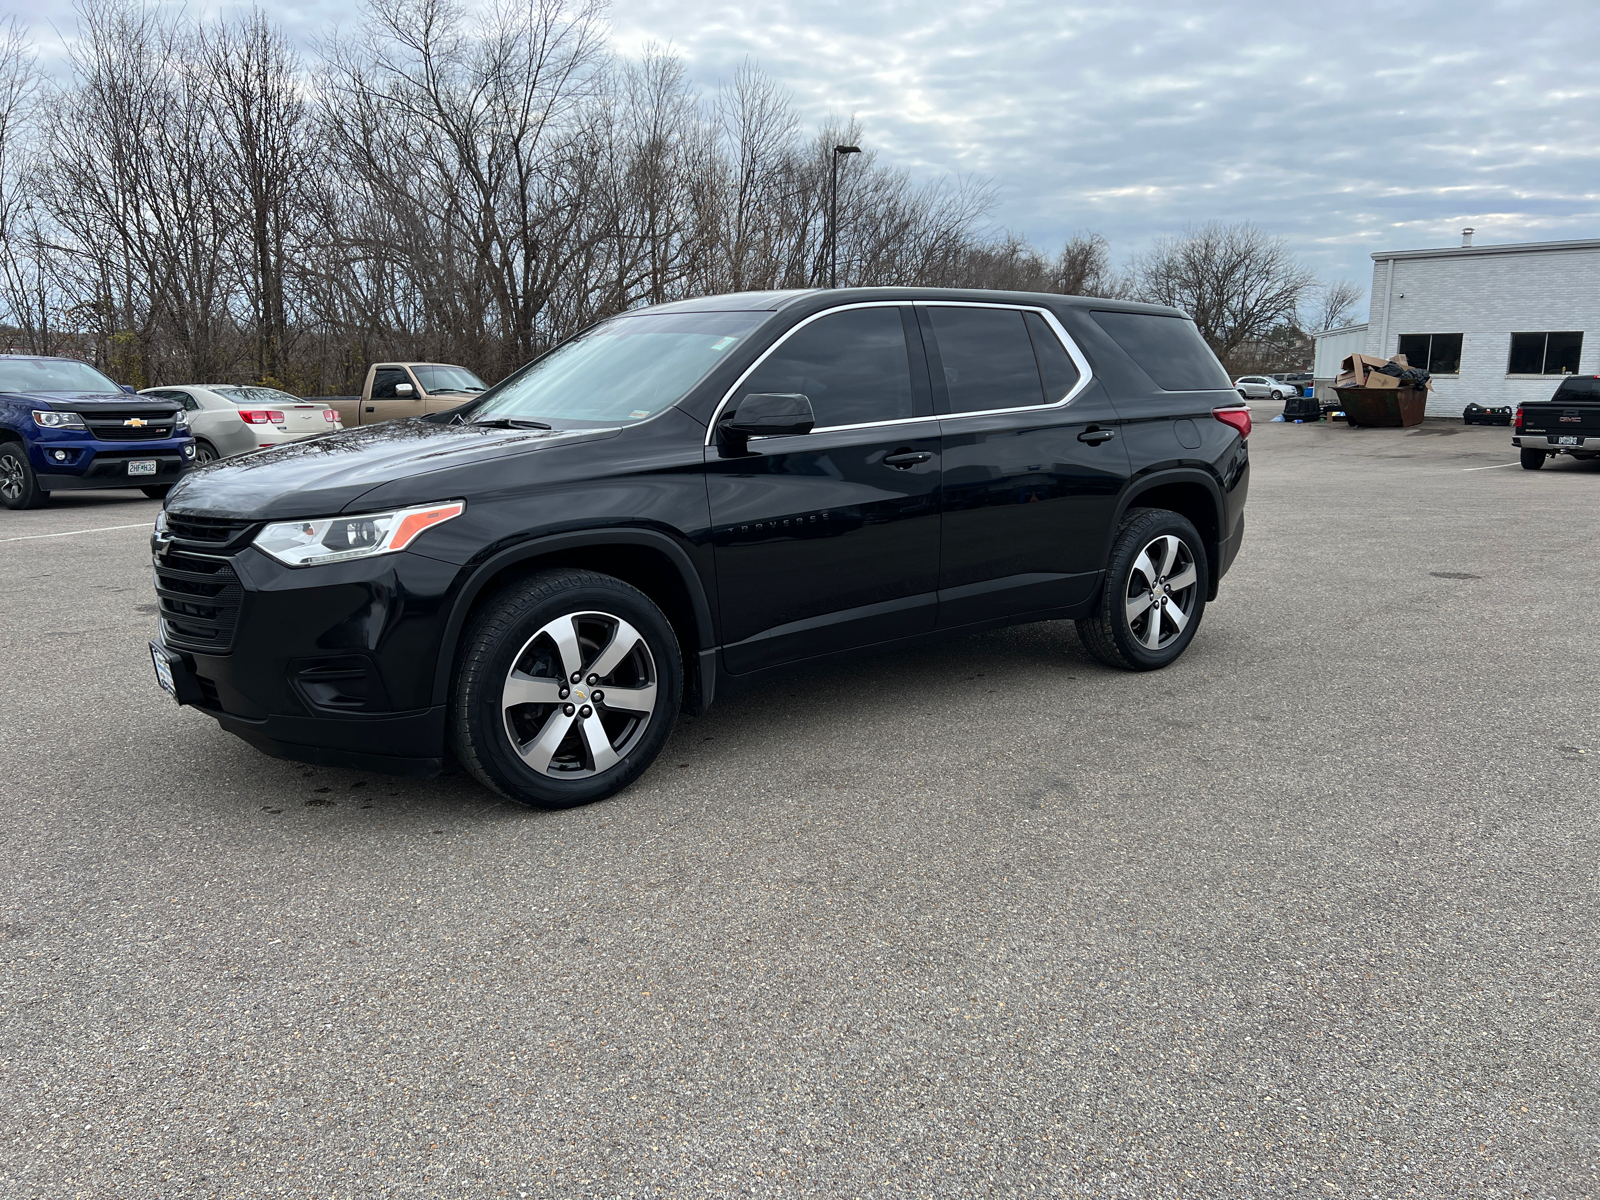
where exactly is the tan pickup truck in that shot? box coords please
[311,362,488,427]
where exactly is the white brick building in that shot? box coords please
[1362,233,1600,416]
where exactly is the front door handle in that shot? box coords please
[1078,428,1116,444]
[883,451,933,468]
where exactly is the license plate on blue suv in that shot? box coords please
[128,459,157,476]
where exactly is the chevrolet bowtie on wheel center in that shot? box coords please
[147,287,1249,808]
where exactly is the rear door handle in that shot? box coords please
[883,451,933,468]
[1078,428,1116,444]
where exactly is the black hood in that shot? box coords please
[166,418,619,520]
[3,391,180,411]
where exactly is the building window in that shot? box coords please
[1507,331,1583,376]
[1396,333,1463,375]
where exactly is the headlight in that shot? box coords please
[173,409,189,427]
[252,500,466,567]
[32,410,86,429]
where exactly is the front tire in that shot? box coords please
[450,569,682,809]
[0,444,47,509]
[1520,449,1547,470]
[1078,508,1208,671]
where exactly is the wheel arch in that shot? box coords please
[1111,470,1226,600]
[431,529,716,714]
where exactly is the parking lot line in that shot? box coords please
[1461,462,1520,471]
[0,521,152,543]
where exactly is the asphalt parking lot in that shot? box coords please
[3,420,1598,1198]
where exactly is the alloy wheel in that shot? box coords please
[0,455,21,501]
[196,443,217,464]
[1123,534,1199,651]
[501,610,658,778]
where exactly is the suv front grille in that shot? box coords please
[154,550,242,650]
[83,410,178,441]
[165,513,258,549]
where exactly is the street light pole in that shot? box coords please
[830,144,860,289]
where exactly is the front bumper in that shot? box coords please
[34,433,195,489]
[150,538,461,776]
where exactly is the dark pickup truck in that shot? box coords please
[1514,376,1600,469]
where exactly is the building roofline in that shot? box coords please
[1372,237,1600,263]
[1312,322,1368,339]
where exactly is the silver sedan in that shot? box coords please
[1234,375,1296,401]
[139,385,342,462]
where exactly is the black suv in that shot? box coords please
[149,289,1250,807]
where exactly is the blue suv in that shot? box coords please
[0,355,195,508]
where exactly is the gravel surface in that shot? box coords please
[2,426,1597,1198]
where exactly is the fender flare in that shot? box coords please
[1107,467,1228,592]
[429,527,716,707]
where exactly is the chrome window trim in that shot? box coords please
[702,299,1096,444]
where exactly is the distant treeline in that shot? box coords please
[0,1,1358,391]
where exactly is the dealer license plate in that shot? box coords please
[150,644,178,701]
[128,459,157,476]
[1558,436,1579,446]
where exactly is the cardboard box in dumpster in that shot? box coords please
[1335,353,1393,388]
[1335,352,1431,391]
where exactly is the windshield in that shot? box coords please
[0,357,121,394]
[214,386,304,407]
[413,364,487,394]
[461,311,770,428]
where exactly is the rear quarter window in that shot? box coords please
[1553,377,1600,398]
[1090,311,1232,392]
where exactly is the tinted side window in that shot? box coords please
[928,307,1045,412]
[1090,311,1231,391]
[370,368,410,399]
[743,307,912,427]
[1025,312,1082,401]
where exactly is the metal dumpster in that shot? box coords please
[1339,386,1427,428]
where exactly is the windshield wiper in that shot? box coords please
[469,416,552,430]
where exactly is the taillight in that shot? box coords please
[239,409,285,425]
[1213,406,1252,438]
[1513,406,1524,431]
[323,410,340,423]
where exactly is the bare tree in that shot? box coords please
[1055,231,1124,298]
[204,9,309,385]
[0,16,50,352]
[1305,278,1364,332]
[1131,222,1316,370]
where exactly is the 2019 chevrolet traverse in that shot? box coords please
[148,288,1250,808]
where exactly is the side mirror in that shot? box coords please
[396,382,415,397]
[121,383,137,394]
[720,393,814,439]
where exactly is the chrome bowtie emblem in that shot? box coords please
[124,417,148,427]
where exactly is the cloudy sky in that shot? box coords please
[29,0,1600,313]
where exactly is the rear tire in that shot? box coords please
[1520,449,1547,470]
[0,444,47,509]
[194,440,219,464]
[450,569,682,809]
[1078,508,1208,671]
